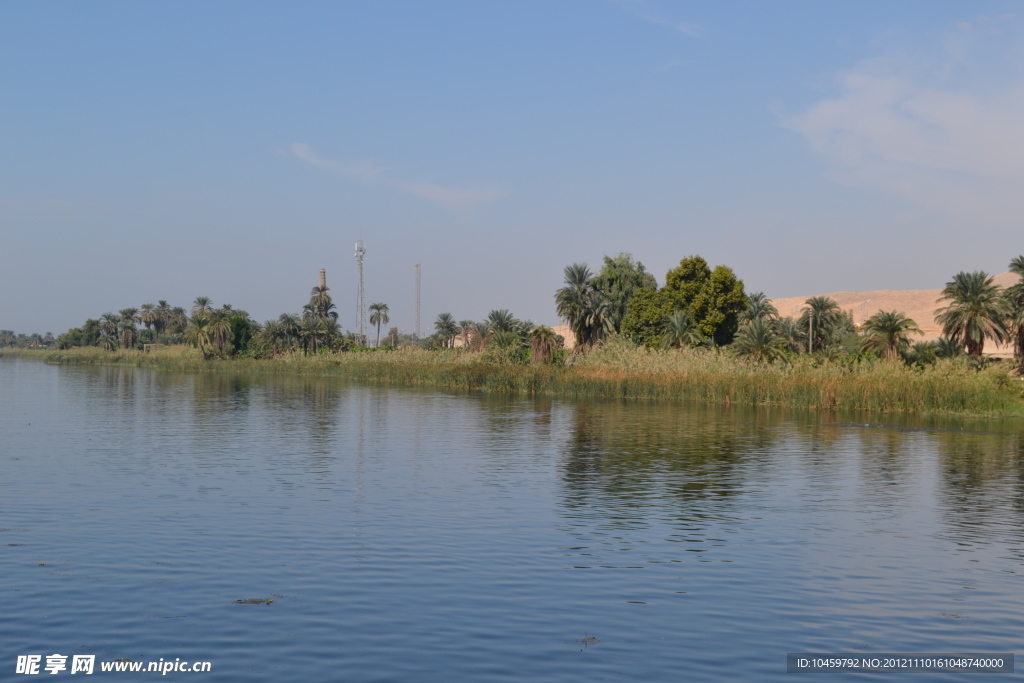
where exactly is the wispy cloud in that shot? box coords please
[785,21,1024,223]
[397,182,507,210]
[289,143,388,181]
[289,143,506,209]
[611,0,701,37]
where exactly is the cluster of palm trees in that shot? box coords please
[1,330,54,348]
[430,309,563,364]
[552,253,1024,369]
[935,260,1024,370]
[253,286,350,355]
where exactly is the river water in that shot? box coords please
[2,358,1024,680]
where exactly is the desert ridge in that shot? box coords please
[769,271,1018,356]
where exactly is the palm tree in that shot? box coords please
[471,321,491,350]
[278,313,302,346]
[209,311,233,356]
[458,320,475,349]
[191,296,213,316]
[1006,255,1024,372]
[99,312,120,341]
[140,304,157,331]
[154,300,171,335]
[487,309,516,333]
[369,303,390,347]
[732,318,787,363]
[168,307,189,334]
[434,313,459,348]
[741,292,778,324]
[185,315,212,358]
[934,271,1009,357]
[660,310,705,349]
[555,263,611,350]
[119,308,139,349]
[774,317,802,353]
[529,325,559,364]
[935,335,963,359]
[860,310,922,359]
[799,296,843,353]
[489,330,522,350]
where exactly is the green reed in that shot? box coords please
[16,341,1024,415]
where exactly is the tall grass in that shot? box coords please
[18,339,1024,415]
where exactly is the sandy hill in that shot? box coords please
[769,271,1019,355]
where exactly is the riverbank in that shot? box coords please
[3,342,1023,415]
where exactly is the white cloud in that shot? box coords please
[786,22,1024,224]
[289,143,506,209]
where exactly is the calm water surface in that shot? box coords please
[3,358,1024,681]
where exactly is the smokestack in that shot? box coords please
[319,268,326,288]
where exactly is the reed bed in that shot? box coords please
[13,341,1024,415]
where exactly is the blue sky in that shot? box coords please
[3,1,1023,335]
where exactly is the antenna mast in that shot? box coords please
[355,241,367,345]
[414,263,421,341]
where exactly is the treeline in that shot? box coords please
[555,252,1024,372]
[0,330,55,348]
[52,252,1024,374]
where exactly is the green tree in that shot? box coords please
[934,271,1009,357]
[369,303,390,347]
[590,253,657,332]
[621,256,746,347]
[620,287,675,347]
[860,310,922,359]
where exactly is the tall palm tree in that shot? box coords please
[119,308,139,349]
[99,312,120,341]
[799,296,842,353]
[660,310,705,349]
[155,300,171,335]
[278,313,302,346]
[860,310,922,359]
[555,263,611,350]
[139,303,157,331]
[209,310,233,356]
[732,318,787,363]
[369,303,390,347]
[434,313,459,347]
[1006,255,1024,372]
[168,307,189,334]
[306,286,338,321]
[934,271,1009,357]
[185,315,212,358]
[529,325,559,364]
[191,296,213,316]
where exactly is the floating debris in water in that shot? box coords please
[233,598,274,605]
[573,633,599,650]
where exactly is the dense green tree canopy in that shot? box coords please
[621,256,746,347]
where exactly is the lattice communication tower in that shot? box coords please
[355,241,367,345]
